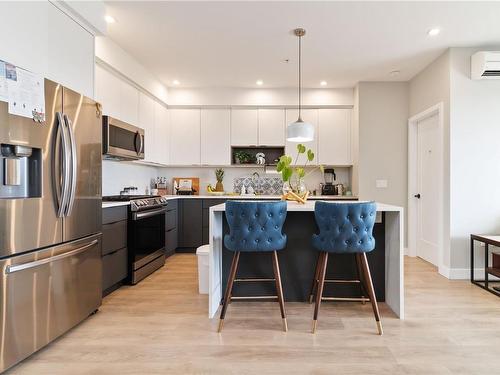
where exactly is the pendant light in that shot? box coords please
[287,28,314,142]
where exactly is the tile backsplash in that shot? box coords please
[233,176,283,195]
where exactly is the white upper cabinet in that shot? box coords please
[231,109,258,146]
[201,109,231,165]
[318,109,352,166]
[94,65,121,118]
[285,109,319,165]
[120,81,139,126]
[138,92,156,163]
[258,109,285,146]
[95,65,139,126]
[170,109,201,165]
[47,3,94,98]
[154,103,170,165]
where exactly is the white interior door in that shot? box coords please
[416,114,440,266]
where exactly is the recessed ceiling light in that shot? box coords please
[389,70,400,77]
[104,15,116,24]
[256,80,264,86]
[427,28,441,36]
[172,80,180,86]
[320,81,327,86]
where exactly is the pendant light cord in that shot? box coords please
[298,33,302,121]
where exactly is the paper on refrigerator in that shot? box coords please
[0,60,7,102]
[7,66,45,121]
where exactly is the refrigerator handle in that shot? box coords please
[56,112,70,218]
[64,114,77,216]
[5,239,98,274]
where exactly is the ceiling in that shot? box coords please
[105,1,500,88]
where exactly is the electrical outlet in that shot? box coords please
[376,179,388,188]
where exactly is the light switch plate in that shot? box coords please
[376,179,388,188]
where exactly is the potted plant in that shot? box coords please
[215,168,225,192]
[234,150,253,164]
[277,144,323,201]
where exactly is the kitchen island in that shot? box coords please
[208,200,404,319]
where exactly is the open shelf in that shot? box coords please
[231,146,284,166]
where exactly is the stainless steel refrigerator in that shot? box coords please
[0,79,102,372]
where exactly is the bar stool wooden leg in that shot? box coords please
[355,254,368,305]
[359,253,383,335]
[312,252,328,333]
[218,251,240,332]
[272,251,288,332]
[308,253,322,304]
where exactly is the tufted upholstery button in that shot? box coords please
[275,225,279,229]
[261,227,265,231]
[268,213,273,218]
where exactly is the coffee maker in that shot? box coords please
[321,168,336,195]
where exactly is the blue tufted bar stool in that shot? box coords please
[218,201,288,333]
[310,201,382,335]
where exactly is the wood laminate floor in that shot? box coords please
[8,255,500,374]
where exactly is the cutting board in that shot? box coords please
[173,177,200,195]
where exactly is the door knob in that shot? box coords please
[414,194,421,199]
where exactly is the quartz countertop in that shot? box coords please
[209,200,402,212]
[102,194,358,208]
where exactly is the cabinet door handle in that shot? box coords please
[414,194,421,199]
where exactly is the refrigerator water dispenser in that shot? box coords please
[0,144,41,198]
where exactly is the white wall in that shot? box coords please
[409,50,452,269]
[0,1,96,97]
[102,162,351,197]
[95,36,168,104]
[408,47,500,277]
[449,47,500,273]
[156,166,351,196]
[167,87,353,107]
[102,160,159,196]
[357,82,409,210]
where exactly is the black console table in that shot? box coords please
[470,234,500,297]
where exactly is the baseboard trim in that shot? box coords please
[441,266,500,281]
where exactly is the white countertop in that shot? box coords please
[101,201,130,208]
[210,200,403,212]
[102,194,358,208]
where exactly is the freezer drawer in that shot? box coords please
[0,234,102,373]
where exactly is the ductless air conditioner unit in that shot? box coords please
[471,51,500,80]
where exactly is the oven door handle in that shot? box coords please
[131,207,167,220]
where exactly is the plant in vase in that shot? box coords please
[234,150,253,164]
[215,168,225,192]
[276,144,323,202]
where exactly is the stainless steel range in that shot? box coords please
[103,195,168,284]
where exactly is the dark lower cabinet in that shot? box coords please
[102,206,128,296]
[202,199,225,244]
[102,248,127,291]
[178,199,203,250]
[165,200,178,257]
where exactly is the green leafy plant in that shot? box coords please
[234,150,253,164]
[276,144,324,193]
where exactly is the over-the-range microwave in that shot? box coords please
[102,115,145,160]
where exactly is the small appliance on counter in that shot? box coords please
[173,177,199,195]
[321,168,337,195]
